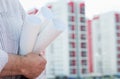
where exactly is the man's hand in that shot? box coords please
[0,53,46,79]
[21,53,47,79]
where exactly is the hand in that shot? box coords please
[21,53,47,79]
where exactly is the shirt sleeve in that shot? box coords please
[18,1,26,21]
[0,49,8,72]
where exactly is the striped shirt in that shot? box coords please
[0,0,25,79]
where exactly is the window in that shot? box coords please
[70,69,76,74]
[118,68,120,72]
[81,60,87,66]
[70,51,76,57]
[81,34,86,40]
[71,25,75,30]
[80,26,86,31]
[80,17,85,23]
[70,42,76,48]
[80,3,85,14]
[81,42,86,48]
[117,33,120,37]
[81,68,87,74]
[118,61,120,65]
[69,25,75,31]
[68,6,74,13]
[80,7,85,14]
[117,25,120,30]
[68,2,74,13]
[70,33,75,39]
[70,60,76,66]
[118,54,120,58]
[81,51,87,57]
[69,16,75,22]
[115,14,120,23]
[117,47,120,51]
[117,40,120,44]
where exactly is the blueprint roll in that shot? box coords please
[36,7,55,32]
[20,7,54,55]
[20,15,42,55]
[33,18,66,53]
[36,7,54,21]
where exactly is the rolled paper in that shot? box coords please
[20,15,42,55]
[36,7,54,21]
[20,7,54,55]
[33,18,66,53]
[36,7,55,32]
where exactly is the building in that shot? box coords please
[46,1,69,79]
[46,0,89,79]
[90,12,120,79]
[87,17,103,79]
[68,1,89,79]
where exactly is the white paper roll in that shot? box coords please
[20,15,42,55]
[33,19,66,53]
[20,7,54,55]
[36,7,54,21]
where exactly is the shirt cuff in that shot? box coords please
[0,49,8,72]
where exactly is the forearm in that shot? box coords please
[0,54,23,77]
[0,53,46,79]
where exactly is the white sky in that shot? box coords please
[20,0,120,19]
[20,0,50,10]
[85,0,120,19]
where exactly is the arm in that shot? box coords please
[0,54,22,77]
[0,53,46,79]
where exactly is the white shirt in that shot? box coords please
[0,0,25,53]
[0,1,47,79]
[0,0,25,79]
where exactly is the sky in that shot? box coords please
[20,0,120,19]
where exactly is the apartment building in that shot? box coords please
[90,12,120,79]
[46,1,69,79]
[46,0,89,79]
[68,1,89,79]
